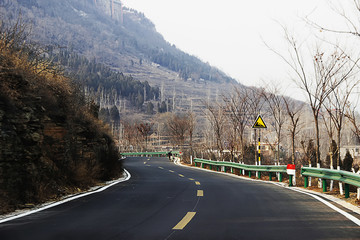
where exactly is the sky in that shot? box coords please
[122,0,358,101]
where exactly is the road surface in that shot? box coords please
[1,157,360,239]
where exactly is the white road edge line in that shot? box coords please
[174,159,360,226]
[0,169,131,224]
[288,188,360,226]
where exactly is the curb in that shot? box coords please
[0,169,131,224]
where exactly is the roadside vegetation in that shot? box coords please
[0,19,122,214]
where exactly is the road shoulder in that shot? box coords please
[175,160,360,217]
[0,169,131,224]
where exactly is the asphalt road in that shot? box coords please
[1,157,360,240]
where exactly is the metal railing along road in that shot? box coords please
[194,158,287,181]
[301,167,360,198]
[121,151,181,157]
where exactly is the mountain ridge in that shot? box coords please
[0,0,241,116]
[1,0,236,84]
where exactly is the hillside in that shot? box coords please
[0,22,122,214]
[0,0,239,116]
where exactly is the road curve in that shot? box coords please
[0,157,360,239]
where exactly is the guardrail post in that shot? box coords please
[210,165,212,170]
[322,179,327,192]
[304,176,308,188]
[289,175,293,187]
[195,162,197,167]
[223,166,226,173]
[249,171,251,178]
[345,183,350,198]
[279,173,283,182]
[258,172,261,179]
[231,167,234,174]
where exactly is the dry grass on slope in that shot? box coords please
[0,19,122,215]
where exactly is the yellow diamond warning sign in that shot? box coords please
[252,115,267,129]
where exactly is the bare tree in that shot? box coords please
[204,101,227,161]
[268,28,359,166]
[324,79,358,169]
[122,120,141,151]
[187,111,196,157]
[306,1,360,38]
[306,3,360,166]
[306,1,360,170]
[223,86,250,162]
[283,97,304,164]
[262,83,287,165]
[321,104,336,169]
[166,113,189,148]
[346,97,360,147]
[136,122,153,151]
[0,13,31,54]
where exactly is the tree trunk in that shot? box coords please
[240,134,244,163]
[190,132,193,158]
[277,130,281,165]
[291,131,295,164]
[337,128,341,167]
[314,115,321,166]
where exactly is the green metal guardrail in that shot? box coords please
[301,167,360,198]
[194,158,287,181]
[121,151,181,157]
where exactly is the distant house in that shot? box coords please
[151,63,160,68]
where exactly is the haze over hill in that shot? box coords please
[1,0,240,117]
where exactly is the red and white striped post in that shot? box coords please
[287,164,296,187]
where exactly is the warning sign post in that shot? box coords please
[252,115,267,173]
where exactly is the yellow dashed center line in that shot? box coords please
[188,178,194,181]
[195,181,201,185]
[178,174,184,177]
[143,162,147,164]
[169,170,175,173]
[197,190,204,197]
[172,212,196,230]
[158,166,164,169]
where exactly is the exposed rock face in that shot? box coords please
[95,0,123,23]
[0,46,122,215]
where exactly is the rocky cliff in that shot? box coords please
[0,22,122,214]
